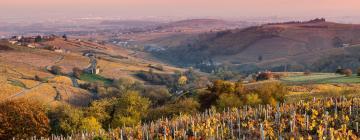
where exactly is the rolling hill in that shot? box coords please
[0,37,183,107]
[154,19,360,73]
[114,19,254,49]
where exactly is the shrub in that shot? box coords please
[72,67,83,79]
[0,99,50,139]
[110,91,150,127]
[245,93,262,106]
[79,117,103,133]
[216,93,243,110]
[48,105,83,135]
[335,67,344,74]
[256,71,273,81]
[147,98,200,120]
[343,69,352,77]
[50,65,63,75]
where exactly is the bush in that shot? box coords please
[79,117,102,133]
[147,98,200,120]
[202,81,287,109]
[216,93,243,110]
[50,65,63,75]
[73,67,83,79]
[256,71,273,81]
[0,99,50,139]
[357,68,360,76]
[110,91,150,127]
[245,93,262,106]
[343,69,352,77]
[48,105,83,135]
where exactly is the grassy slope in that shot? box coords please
[0,38,184,107]
[280,73,360,84]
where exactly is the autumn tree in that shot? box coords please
[245,93,262,106]
[147,98,200,120]
[110,91,150,127]
[216,93,243,110]
[85,98,115,128]
[79,117,102,133]
[48,105,83,135]
[0,99,50,139]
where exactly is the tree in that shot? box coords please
[256,71,273,81]
[110,91,150,127]
[216,93,243,110]
[245,93,262,106]
[48,105,83,135]
[147,98,200,120]
[358,68,360,76]
[141,87,171,105]
[72,67,83,79]
[0,99,50,139]
[50,65,63,75]
[79,117,102,133]
[35,35,43,42]
[62,34,68,41]
[86,98,115,127]
[254,82,288,104]
[343,69,352,77]
[178,76,188,86]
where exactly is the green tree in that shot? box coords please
[110,91,150,127]
[245,93,262,106]
[50,65,63,75]
[216,93,243,110]
[86,98,115,127]
[48,105,83,135]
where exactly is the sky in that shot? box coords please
[1,0,360,20]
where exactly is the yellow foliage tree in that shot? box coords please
[79,117,103,133]
[178,76,188,86]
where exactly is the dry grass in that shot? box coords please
[48,76,73,85]
[0,83,23,99]
[16,78,40,88]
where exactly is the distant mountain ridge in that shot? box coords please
[154,19,360,73]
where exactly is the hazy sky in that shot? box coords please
[1,0,360,20]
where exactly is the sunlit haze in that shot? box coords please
[1,0,360,21]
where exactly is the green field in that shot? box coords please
[79,73,113,85]
[280,73,360,84]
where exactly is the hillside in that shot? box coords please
[0,37,183,107]
[112,19,254,50]
[155,19,360,73]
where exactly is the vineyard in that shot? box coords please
[46,97,359,140]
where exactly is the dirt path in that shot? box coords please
[1,82,45,102]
